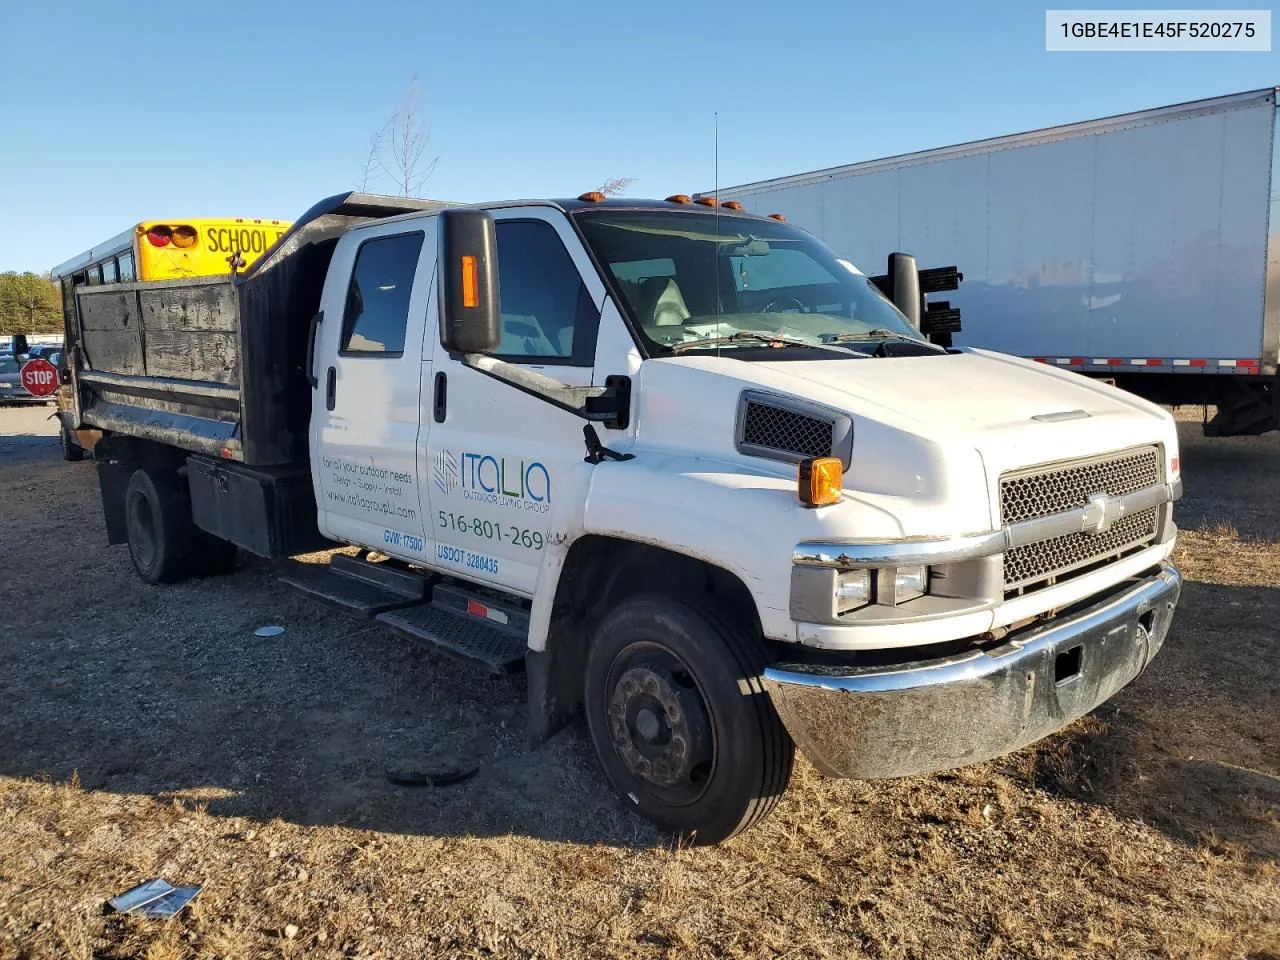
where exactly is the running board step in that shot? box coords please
[330,553,431,597]
[278,558,427,618]
[376,599,527,675]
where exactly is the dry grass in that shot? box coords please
[0,405,1277,959]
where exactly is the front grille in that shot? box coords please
[741,400,834,460]
[999,446,1163,592]
[1000,446,1160,524]
[1003,507,1160,590]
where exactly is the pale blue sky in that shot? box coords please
[0,1,1275,271]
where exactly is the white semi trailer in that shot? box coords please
[708,88,1280,436]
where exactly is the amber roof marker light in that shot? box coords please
[665,194,692,204]
[721,200,743,211]
[578,191,606,202]
[768,213,787,222]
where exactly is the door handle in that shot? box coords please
[326,367,336,411]
[433,372,447,423]
[306,311,323,388]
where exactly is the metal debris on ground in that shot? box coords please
[385,764,479,787]
[254,625,286,637]
[106,878,203,918]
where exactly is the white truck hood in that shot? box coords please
[756,349,1167,443]
[637,348,1178,535]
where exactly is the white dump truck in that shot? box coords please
[60,191,1183,842]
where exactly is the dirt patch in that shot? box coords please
[0,407,1277,959]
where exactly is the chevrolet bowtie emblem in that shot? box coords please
[1081,492,1122,535]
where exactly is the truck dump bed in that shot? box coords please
[70,193,448,466]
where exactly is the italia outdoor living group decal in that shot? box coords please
[321,453,419,525]
[319,450,552,578]
[432,450,551,512]
[430,450,552,577]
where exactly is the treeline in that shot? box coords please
[0,272,62,335]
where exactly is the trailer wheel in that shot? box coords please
[584,594,794,845]
[59,416,85,462]
[124,468,196,584]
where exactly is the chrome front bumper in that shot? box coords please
[762,563,1182,779]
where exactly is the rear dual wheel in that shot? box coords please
[584,595,794,845]
[124,468,237,584]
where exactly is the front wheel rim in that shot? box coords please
[604,640,716,807]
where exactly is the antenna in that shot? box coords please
[714,111,721,321]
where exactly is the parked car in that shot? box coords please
[0,353,46,404]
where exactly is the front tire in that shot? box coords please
[584,595,794,845]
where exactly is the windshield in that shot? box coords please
[574,209,926,356]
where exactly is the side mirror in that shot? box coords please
[887,252,921,328]
[10,334,28,357]
[439,209,501,354]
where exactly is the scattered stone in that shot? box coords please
[284,923,300,939]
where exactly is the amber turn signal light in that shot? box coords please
[460,255,479,308]
[798,457,842,507]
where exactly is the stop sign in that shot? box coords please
[19,357,59,398]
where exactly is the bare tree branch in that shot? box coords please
[596,176,638,197]
[357,121,390,192]
[371,75,440,197]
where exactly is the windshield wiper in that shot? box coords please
[822,329,945,354]
[824,328,917,342]
[671,331,867,356]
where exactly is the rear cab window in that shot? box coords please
[340,232,425,356]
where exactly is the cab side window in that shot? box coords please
[494,220,597,365]
[340,232,424,356]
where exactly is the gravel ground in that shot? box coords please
[0,402,1276,959]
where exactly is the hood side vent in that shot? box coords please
[735,391,854,469]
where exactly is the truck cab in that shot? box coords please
[71,193,1183,844]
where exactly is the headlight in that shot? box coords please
[893,565,928,603]
[835,569,871,612]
